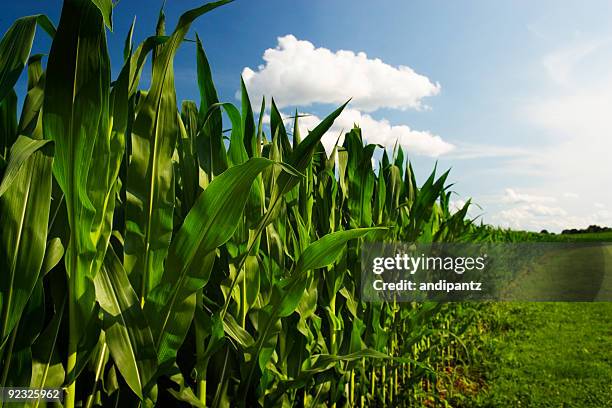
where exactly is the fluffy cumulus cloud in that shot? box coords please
[273,108,454,157]
[242,35,440,112]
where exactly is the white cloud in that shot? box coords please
[273,108,454,157]
[501,188,556,205]
[494,204,568,230]
[241,35,440,112]
[507,37,612,230]
[541,39,604,85]
[445,144,531,160]
[488,189,612,232]
[492,204,612,232]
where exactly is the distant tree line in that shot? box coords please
[559,225,612,235]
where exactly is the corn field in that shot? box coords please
[0,1,483,407]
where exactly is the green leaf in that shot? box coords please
[0,137,52,198]
[41,238,65,277]
[294,228,384,275]
[270,99,291,155]
[0,90,18,160]
[0,136,53,347]
[28,280,66,402]
[0,14,54,104]
[195,32,227,177]
[90,0,114,30]
[225,106,249,167]
[17,55,46,138]
[344,128,376,228]
[43,0,122,384]
[222,313,254,349]
[94,247,157,399]
[274,100,349,197]
[147,157,274,367]
[177,103,200,215]
[127,35,168,98]
[125,0,231,301]
[241,77,257,157]
[123,17,136,61]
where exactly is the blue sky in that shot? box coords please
[3,0,612,231]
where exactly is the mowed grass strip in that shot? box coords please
[473,302,612,407]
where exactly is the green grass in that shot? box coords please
[471,302,612,407]
[466,232,612,407]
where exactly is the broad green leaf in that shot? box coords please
[0,137,52,198]
[128,35,168,98]
[41,238,64,277]
[222,313,254,349]
[152,5,166,66]
[125,0,231,301]
[43,0,122,384]
[94,247,157,399]
[0,14,54,104]
[344,128,376,228]
[91,0,114,30]
[4,279,44,387]
[167,365,206,408]
[294,228,384,275]
[206,102,246,167]
[0,136,53,347]
[147,157,273,367]
[195,33,227,177]
[28,280,66,405]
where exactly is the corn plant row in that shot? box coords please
[0,1,480,406]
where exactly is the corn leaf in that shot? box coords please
[28,280,66,401]
[0,14,54,104]
[43,0,121,377]
[125,0,232,301]
[274,100,349,197]
[90,0,114,30]
[94,247,157,399]
[146,157,273,368]
[241,78,257,157]
[0,90,18,159]
[17,55,45,138]
[294,228,384,275]
[0,137,52,198]
[195,33,227,177]
[0,136,53,348]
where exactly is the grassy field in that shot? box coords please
[471,303,612,407]
[468,232,612,407]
